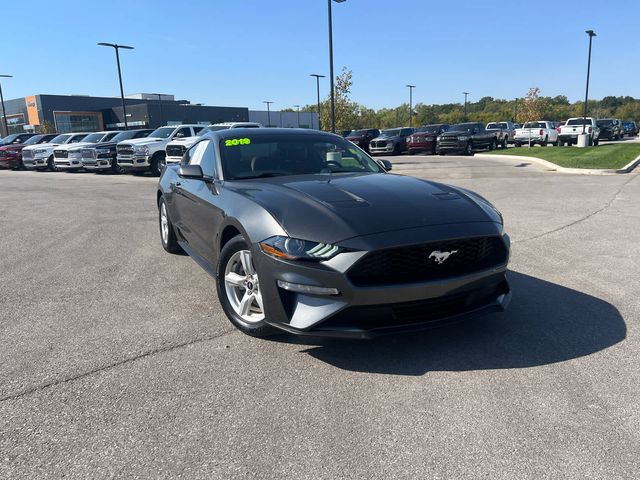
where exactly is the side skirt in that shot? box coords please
[178,240,218,279]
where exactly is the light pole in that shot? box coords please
[406,84,415,127]
[263,101,273,127]
[293,104,301,127]
[0,74,12,137]
[328,0,346,133]
[156,93,165,127]
[583,30,597,137]
[98,42,134,129]
[463,92,470,121]
[310,73,325,130]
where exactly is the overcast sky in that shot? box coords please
[2,0,637,110]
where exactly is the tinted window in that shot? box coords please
[380,129,401,136]
[567,119,592,126]
[219,134,384,180]
[103,132,120,142]
[81,133,106,143]
[193,126,205,135]
[134,130,152,139]
[148,127,175,138]
[50,134,72,143]
[23,135,46,146]
[68,134,88,143]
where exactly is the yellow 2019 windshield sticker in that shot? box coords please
[225,138,251,147]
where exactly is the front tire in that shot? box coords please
[158,197,182,254]
[464,142,474,156]
[217,235,273,337]
[47,155,56,172]
[150,153,166,176]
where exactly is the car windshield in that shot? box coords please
[49,134,72,143]
[380,129,401,137]
[348,130,368,136]
[486,123,500,129]
[416,126,440,134]
[23,135,46,146]
[111,131,136,142]
[597,120,614,127]
[523,122,545,128]
[566,119,591,126]
[0,134,19,143]
[220,134,384,180]
[450,124,477,132]
[148,127,175,138]
[81,133,106,143]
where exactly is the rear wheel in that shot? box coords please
[158,197,182,254]
[217,235,273,337]
[501,137,508,149]
[593,138,599,146]
[541,136,548,147]
[464,142,473,156]
[489,139,497,151]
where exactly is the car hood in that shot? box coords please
[120,137,166,146]
[372,135,400,141]
[23,142,61,151]
[228,173,500,244]
[56,142,96,151]
[0,144,23,151]
[441,129,472,136]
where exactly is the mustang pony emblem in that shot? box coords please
[429,250,458,264]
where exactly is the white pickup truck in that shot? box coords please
[558,117,600,146]
[116,124,206,175]
[514,121,558,147]
[164,122,263,164]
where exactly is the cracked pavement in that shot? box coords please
[1,156,639,479]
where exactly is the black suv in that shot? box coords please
[597,119,624,140]
[81,129,153,173]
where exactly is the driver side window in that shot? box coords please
[186,140,217,178]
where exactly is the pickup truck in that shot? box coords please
[596,119,624,141]
[165,122,262,164]
[0,134,57,169]
[436,122,497,155]
[514,121,558,147]
[81,129,152,173]
[22,132,91,171]
[116,124,206,175]
[54,131,122,172]
[558,117,600,146]
[486,121,516,148]
[369,127,416,155]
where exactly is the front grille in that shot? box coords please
[81,148,96,159]
[117,158,133,164]
[54,149,68,158]
[166,144,186,158]
[22,150,33,159]
[371,141,388,148]
[315,280,509,332]
[117,145,134,155]
[347,236,507,287]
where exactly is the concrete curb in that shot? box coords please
[478,153,640,175]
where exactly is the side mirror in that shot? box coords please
[178,164,204,179]
[378,159,392,171]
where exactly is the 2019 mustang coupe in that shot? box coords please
[157,129,511,338]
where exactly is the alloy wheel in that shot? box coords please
[224,250,265,323]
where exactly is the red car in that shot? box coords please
[0,134,57,170]
[406,124,450,154]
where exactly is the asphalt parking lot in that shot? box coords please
[1,156,639,479]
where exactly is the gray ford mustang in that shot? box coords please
[157,128,511,338]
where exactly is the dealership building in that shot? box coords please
[0,93,319,135]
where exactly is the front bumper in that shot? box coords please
[407,140,436,152]
[117,154,150,169]
[369,142,395,154]
[253,223,510,338]
[23,156,49,169]
[165,156,183,164]
[514,135,545,143]
[436,140,467,153]
[0,156,20,168]
[82,156,115,171]
[54,158,83,170]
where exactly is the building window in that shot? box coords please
[54,112,103,133]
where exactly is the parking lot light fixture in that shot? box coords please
[0,74,13,137]
[263,101,273,127]
[406,85,415,127]
[328,0,346,134]
[463,92,470,121]
[98,42,134,130]
[583,30,597,136]
[310,74,325,130]
[294,105,301,127]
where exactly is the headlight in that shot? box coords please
[457,136,469,141]
[259,236,342,261]
[436,136,442,142]
[133,145,149,155]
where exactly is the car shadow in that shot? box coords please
[268,271,626,375]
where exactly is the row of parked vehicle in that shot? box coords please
[0,122,262,174]
[342,118,639,156]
